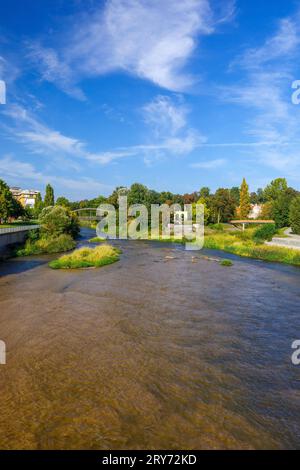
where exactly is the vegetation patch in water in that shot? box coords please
[16,233,76,256]
[49,245,120,269]
[220,259,233,266]
[89,236,106,243]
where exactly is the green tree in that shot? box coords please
[256,188,265,203]
[272,188,298,228]
[199,187,210,199]
[39,206,79,239]
[56,196,71,208]
[0,179,16,222]
[34,192,43,217]
[193,198,210,225]
[289,196,300,234]
[264,178,288,201]
[44,184,55,207]
[230,186,240,206]
[127,183,149,206]
[239,178,251,219]
[211,189,236,223]
[107,186,128,208]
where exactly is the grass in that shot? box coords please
[220,259,233,266]
[89,236,106,243]
[204,230,300,266]
[0,220,38,228]
[49,244,120,269]
[16,234,76,256]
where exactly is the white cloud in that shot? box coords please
[28,0,235,96]
[0,155,112,196]
[26,44,86,100]
[143,95,188,136]
[94,94,206,163]
[222,8,300,177]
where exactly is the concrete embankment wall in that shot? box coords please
[0,226,40,259]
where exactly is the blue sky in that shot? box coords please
[1,0,300,199]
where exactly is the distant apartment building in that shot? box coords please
[10,187,40,208]
[248,204,262,219]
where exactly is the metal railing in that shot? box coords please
[0,225,40,235]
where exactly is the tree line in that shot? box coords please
[1,177,300,233]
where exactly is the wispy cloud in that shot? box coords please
[27,0,235,96]
[0,154,112,197]
[222,8,300,179]
[92,94,206,164]
[2,94,205,166]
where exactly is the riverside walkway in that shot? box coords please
[266,228,300,251]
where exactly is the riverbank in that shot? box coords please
[80,222,300,267]
[203,230,300,267]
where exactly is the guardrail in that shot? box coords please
[0,225,40,235]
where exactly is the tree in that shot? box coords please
[0,179,16,222]
[260,202,274,220]
[193,198,210,225]
[239,178,251,219]
[256,188,265,203]
[211,189,236,223]
[264,178,288,201]
[272,188,298,228]
[230,187,240,206]
[34,192,43,217]
[250,192,258,204]
[199,187,210,199]
[289,196,300,234]
[127,183,149,206]
[39,206,79,239]
[56,196,71,208]
[107,186,128,208]
[44,184,55,207]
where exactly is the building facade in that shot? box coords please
[10,187,40,209]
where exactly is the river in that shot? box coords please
[0,227,299,449]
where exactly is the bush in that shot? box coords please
[220,259,233,266]
[253,224,277,242]
[49,245,120,269]
[89,237,106,243]
[289,196,300,235]
[16,234,76,256]
[209,223,224,231]
[39,206,79,239]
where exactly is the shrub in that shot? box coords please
[49,244,120,269]
[39,206,79,239]
[209,223,224,231]
[89,237,106,243]
[253,224,277,242]
[289,196,300,235]
[16,234,76,256]
[220,259,233,266]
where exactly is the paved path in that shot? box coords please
[265,228,300,250]
[0,225,39,235]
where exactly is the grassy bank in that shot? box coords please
[204,230,300,266]
[49,245,120,269]
[0,220,39,228]
[16,234,76,256]
[89,236,106,243]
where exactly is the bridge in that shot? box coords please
[0,225,40,258]
[230,219,275,231]
[72,208,102,221]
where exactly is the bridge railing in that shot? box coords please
[0,225,40,235]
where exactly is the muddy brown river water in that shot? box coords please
[0,228,299,449]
